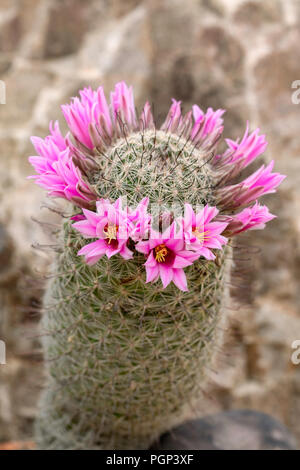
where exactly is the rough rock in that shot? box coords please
[152,410,298,450]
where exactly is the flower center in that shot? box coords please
[154,244,169,263]
[103,223,118,244]
[192,228,209,242]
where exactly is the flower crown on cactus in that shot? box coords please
[29,81,285,292]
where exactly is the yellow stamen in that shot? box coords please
[155,244,168,263]
[192,228,210,242]
[103,224,118,244]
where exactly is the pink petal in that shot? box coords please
[73,220,97,238]
[146,265,159,283]
[172,269,188,292]
[159,264,173,288]
[172,255,194,269]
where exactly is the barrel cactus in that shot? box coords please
[28,82,285,450]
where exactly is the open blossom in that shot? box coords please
[30,121,67,161]
[214,123,268,179]
[29,122,95,207]
[180,204,228,260]
[136,223,200,291]
[73,198,134,264]
[217,160,286,210]
[222,202,276,236]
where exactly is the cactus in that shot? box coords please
[29,83,285,449]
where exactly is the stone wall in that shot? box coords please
[0,0,300,445]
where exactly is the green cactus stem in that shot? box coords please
[36,130,232,450]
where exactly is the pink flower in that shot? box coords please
[29,121,67,167]
[180,204,228,260]
[73,198,134,264]
[217,161,286,210]
[161,99,182,132]
[62,82,138,149]
[136,223,200,291]
[62,86,112,150]
[214,124,268,178]
[191,105,225,145]
[110,81,137,129]
[47,120,68,151]
[222,202,276,236]
[128,197,152,242]
[225,124,267,167]
[29,122,95,207]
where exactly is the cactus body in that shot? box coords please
[37,231,231,450]
[36,131,231,449]
[28,82,284,449]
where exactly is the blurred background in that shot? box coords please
[0,0,299,447]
